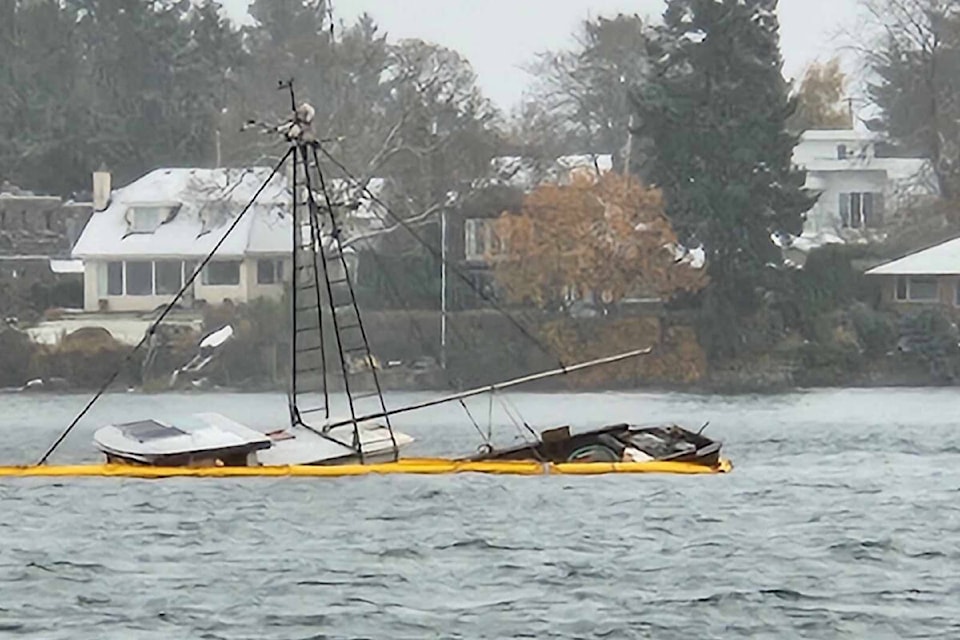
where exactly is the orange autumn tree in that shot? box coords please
[491,171,709,386]
[492,171,706,308]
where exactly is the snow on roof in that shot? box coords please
[800,155,932,178]
[866,237,960,276]
[49,258,84,274]
[669,244,706,269]
[320,177,387,221]
[72,167,290,260]
[490,154,614,189]
[800,129,878,142]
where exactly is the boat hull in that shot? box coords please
[467,423,722,467]
[93,412,413,468]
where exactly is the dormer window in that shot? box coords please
[126,203,179,234]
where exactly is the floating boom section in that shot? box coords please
[0,458,733,478]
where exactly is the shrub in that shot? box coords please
[849,303,898,357]
[0,329,36,387]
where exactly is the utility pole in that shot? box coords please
[623,113,636,178]
[440,207,448,370]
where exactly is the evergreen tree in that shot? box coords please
[71,0,245,186]
[0,0,86,194]
[0,0,244,194]
[632,0,813,357]
[866,0,960,197]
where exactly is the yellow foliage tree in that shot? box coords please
[788,58,851,132]
[492,171,709,386]
[492,171,707,308]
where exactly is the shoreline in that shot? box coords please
[7,377,957,397]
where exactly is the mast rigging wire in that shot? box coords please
[315,145,565,369]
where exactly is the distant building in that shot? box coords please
[72,167,293,313]
[866,236,960,308]
[70,166,387,315]
[0,179,92,284]
[790,129,938,256]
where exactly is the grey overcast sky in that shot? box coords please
[221,0,865,111]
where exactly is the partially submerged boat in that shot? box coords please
[34,85,729,476]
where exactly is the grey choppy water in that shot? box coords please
[2,388,960,639]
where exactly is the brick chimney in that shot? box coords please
[92,169,111,211]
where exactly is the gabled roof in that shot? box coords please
[72,167,290,259]
[866,236,960,276]
[72,167,391,260]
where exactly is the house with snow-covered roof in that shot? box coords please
[71,167,296,313]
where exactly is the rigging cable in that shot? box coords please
[341,215,490,435]
[318,166,563,397]
[313,148,557,438]
[36,149,295,466]
[315,145,565,369]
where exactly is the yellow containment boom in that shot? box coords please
[0,457,732,479]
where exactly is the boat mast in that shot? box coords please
[281,81,399,462]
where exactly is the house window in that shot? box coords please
[840,192,884,229]
[127,204,177,234]
[125,261,153,296]
[895,276,907,301]
[155,261,183,295]
[257,259,284,284]
[106,261,123,295]
[464,219,504,261]
[202,260,241,286]
[895,276,939,302]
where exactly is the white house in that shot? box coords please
[72,167,298,313]
[72,166,389,315]
[791,129,938,253]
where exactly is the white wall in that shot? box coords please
[244,257,290,302]
[794,131,874,167]
[82,256,290,312]
[803,169,888,235]
[793,131,937,241]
